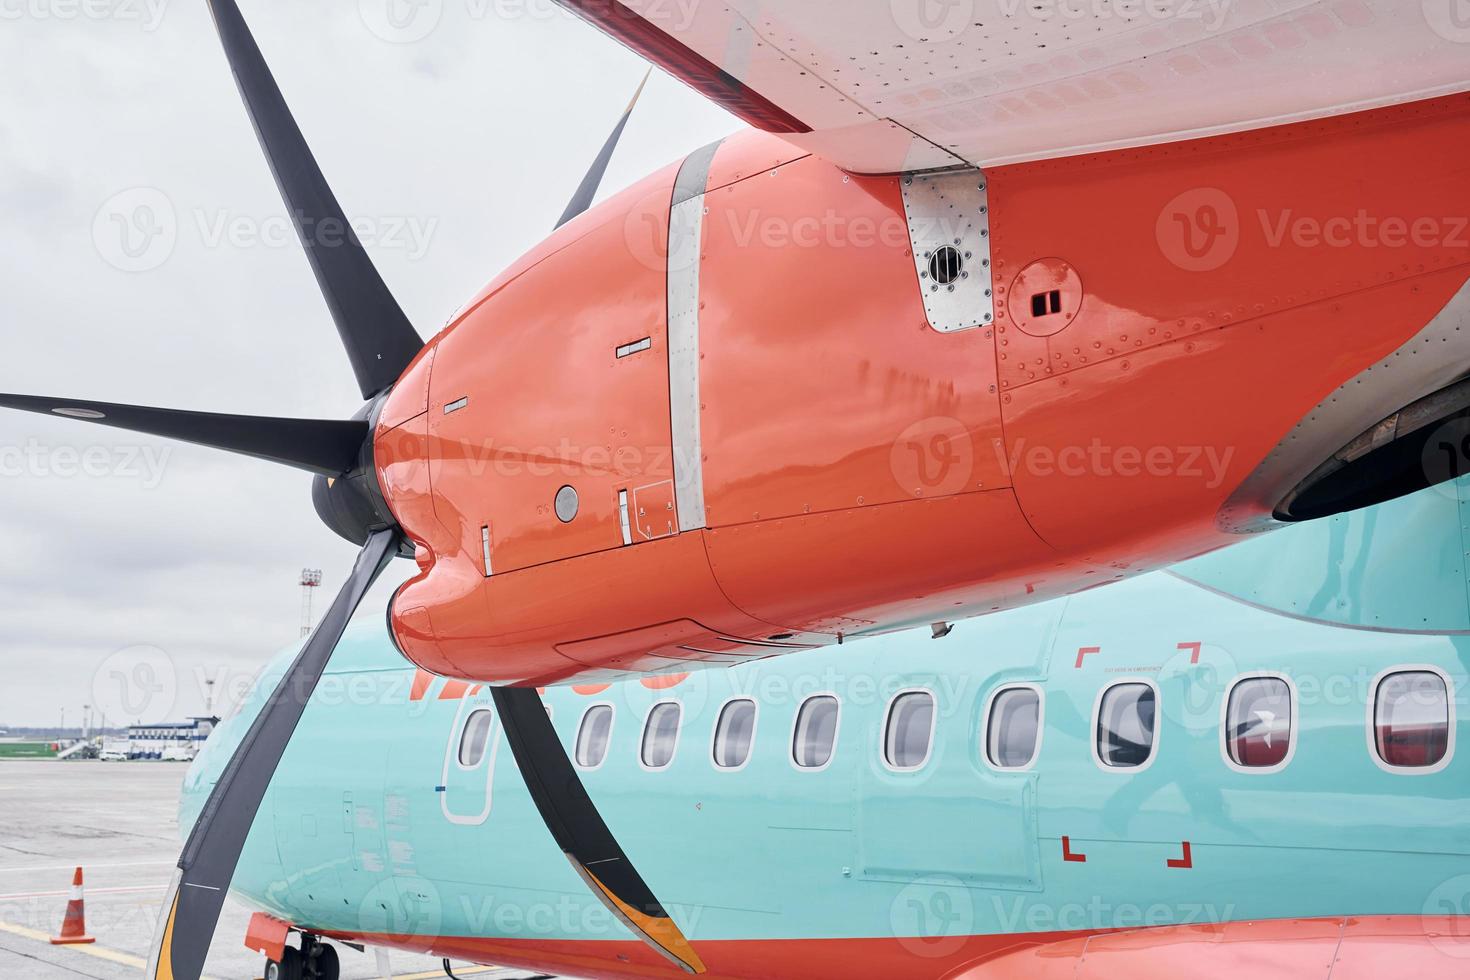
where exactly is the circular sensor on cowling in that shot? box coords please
[554,485,579,523]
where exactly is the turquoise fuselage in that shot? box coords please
[183,481,1470,962]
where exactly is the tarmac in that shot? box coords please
[0,761,548,980]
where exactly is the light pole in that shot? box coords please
[300,568,323,638]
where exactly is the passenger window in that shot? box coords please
[986,687,1041,769]
[640,702,682,770]
[458,709,494,768]
[1096,683,1157,769]
[575,704,614,770]
[1375,670,1451,770]
[884,691,936,770]
[1225,677,1293,770]
[713,699,758,770]
[793,696,840,769]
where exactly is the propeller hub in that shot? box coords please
[312,398,401,548]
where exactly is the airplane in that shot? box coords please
[0,1,1465,976]
[186,474,1470,980]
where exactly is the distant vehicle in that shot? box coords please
[99,738,130,762]
[161,745,196,763]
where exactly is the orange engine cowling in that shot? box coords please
[378,96,1470,686]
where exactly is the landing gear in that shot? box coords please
[304,940,340,980]
[264,948,302,980]
[264,937,339,980]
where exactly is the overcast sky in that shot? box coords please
[0,1,738,727]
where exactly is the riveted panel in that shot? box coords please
[901,169,994,333]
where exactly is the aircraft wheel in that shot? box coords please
[307,942,340,980]
[265,947,304,980]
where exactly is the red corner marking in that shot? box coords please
[1178,641,1202,664]
[1075,646,1101,669]
[1167,841,1193,869]
[1062,836,1087,863]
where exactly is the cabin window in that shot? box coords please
[1096,682,1157,769]
[574,704,614,770]
[986,686,1042,769]
[640,702,682,770]
[712,699,758,770]
[1374,670,1451,770]
[884,691,936,770]
[793,695,840,769]
[1225,677,1293,770]
[457,709,494,768]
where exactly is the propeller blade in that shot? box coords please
[205,0,423,399]
[554,68,652,229]
[490,686,706,974]
[146,529,399,980]
[0,393,366,476]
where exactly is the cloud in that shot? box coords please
[0,1,738,726]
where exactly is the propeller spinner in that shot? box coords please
[0,2,700,976]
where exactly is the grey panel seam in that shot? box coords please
[666,140,724,532]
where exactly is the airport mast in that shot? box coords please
[299,568,323,638]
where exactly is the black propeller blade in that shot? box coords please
[146,529,398,980]
[555,68,652,229]
[0,394,366,477]
[206,0,423,399]
[0,3,698,972]
[492,687,706,974]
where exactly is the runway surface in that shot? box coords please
[0,761,547,980]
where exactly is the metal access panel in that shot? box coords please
[901,169,994,333]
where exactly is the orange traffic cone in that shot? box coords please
[50,867,94,945]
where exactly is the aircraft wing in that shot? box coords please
[555,0,1470,172]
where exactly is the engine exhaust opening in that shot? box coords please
[1275,378,1470,522]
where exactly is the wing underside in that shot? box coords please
[556,0,1470,173]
